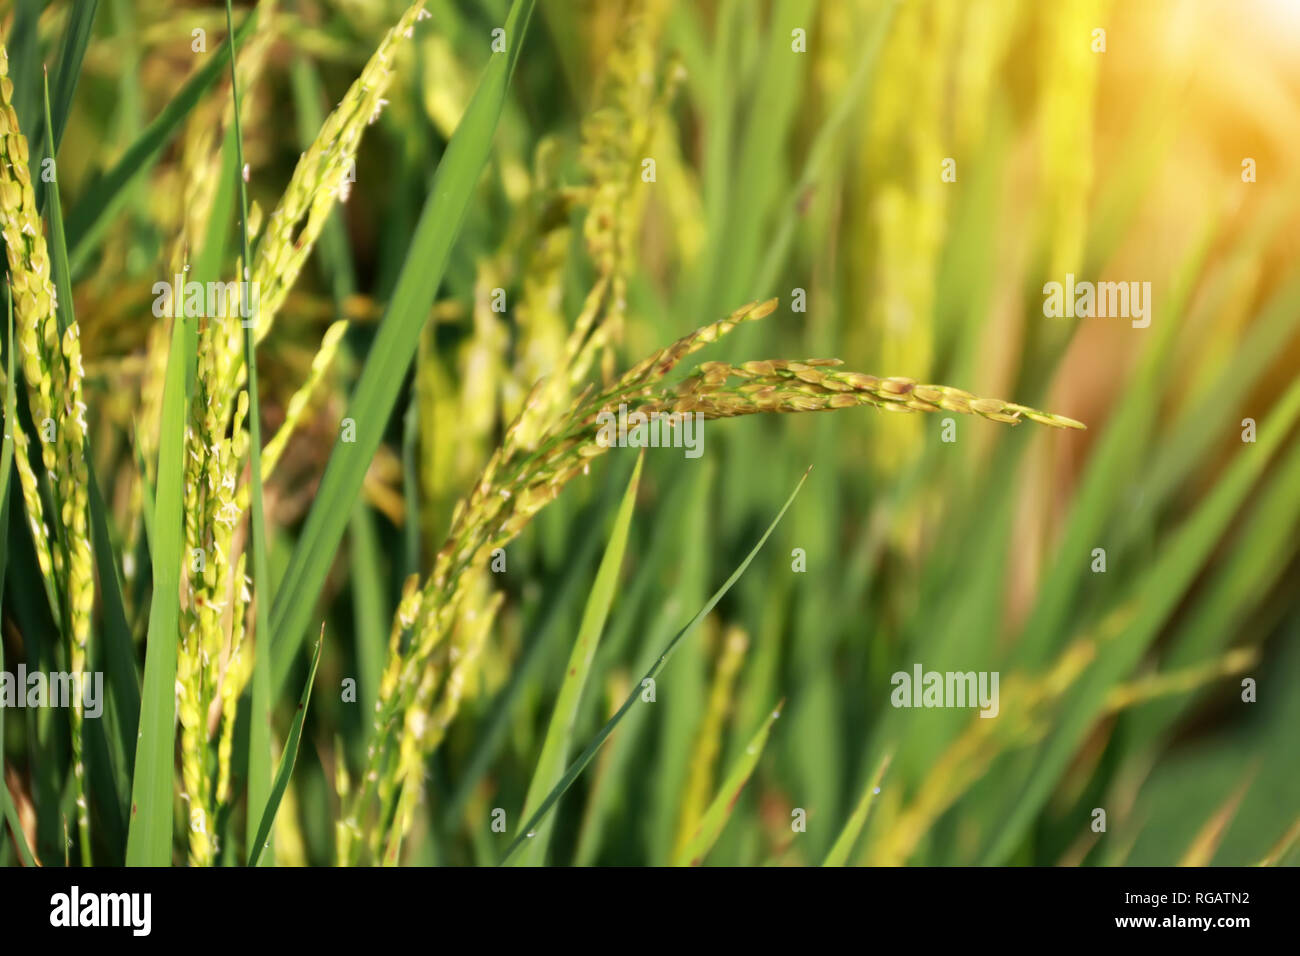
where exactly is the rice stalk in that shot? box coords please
[672,699,783,867]
[349,295,1083,862]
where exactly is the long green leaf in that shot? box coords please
[49,0,99,150]
[123,311,188,864]
[247,633,322,867]
[268,0,536,693]
[33,0,99,214]
[513,452,643,865]
[119,75,219,859]
[499,466,812,864]
[63,9,257,273]
[220,0,276,867]
[4,0,42,142]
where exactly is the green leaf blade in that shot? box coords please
[499,465,812,864]
[247,635,323,868]
[269,0,538,694]
[513,452,643,865]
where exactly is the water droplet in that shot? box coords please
[526,830,536,838]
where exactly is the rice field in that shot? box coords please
[0,0,1298,871]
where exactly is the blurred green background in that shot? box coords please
[3,0,1299,866]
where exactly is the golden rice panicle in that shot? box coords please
[179,307,246,866]
[251,1,429,339]
[366,571,501,864]
[0,41,95,860]
[217,552,252,804]
[574,0,678,379]
[615,298,779,391]
[0,46,94,598]
[262,318,348,479]
[1,297,56,599]
[0,49,59,465]
[354,295,1084,861]
[662,360,1086,429]
[503,0,683,456]
[503,142,571,424]
[7,418,58,592]
[384,574,502,864]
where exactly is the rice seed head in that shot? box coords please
[664,362,1087,430]
[0,44,95,856]
[616,297,778,390]
[250,1,427,341]
[7,418,58,591]
[352,293,1084,860]
[261,319,348,479]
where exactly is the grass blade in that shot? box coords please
[499,466,812,864]
[49,0,99,150]
[220,0,276,866]
[513,452,643,865]
[823,751,893,866]
[247,632,323,867]
[269,0,537,693]
[33,0,99,214]
[123,311,188,864]
[672,700,782,867]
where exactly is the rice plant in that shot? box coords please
[0,0,1297,873]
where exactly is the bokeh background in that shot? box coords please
[3,0,1300,865]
